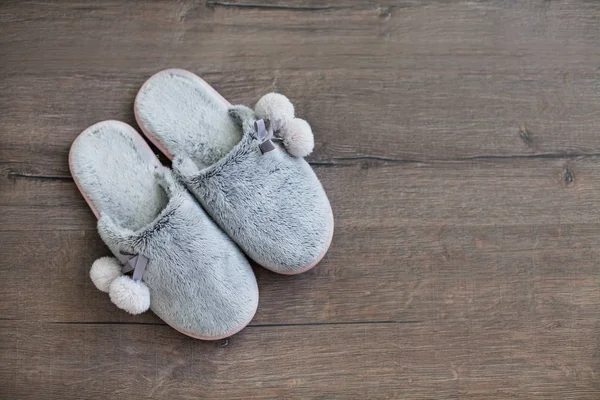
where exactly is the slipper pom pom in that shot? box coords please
[90,257,123,293]
[280,118,314,157]
[108,276,150,315]
[255,93,294,131]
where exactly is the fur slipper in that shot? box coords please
[69,120,258,339]
[134,69,334,275]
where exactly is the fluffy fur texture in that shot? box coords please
[134,70,333,273]
[254,92,295,131]
[280,118,314,157]
[70,121,259,338]
[253,93,316,157]
[70,121,167,230]
[173,125,332,273]
[90,256,122,292]
[108,276,151,315]
[135,70,241,169]
[228,104,256,132]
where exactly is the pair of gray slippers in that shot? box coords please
[69,69,334,340]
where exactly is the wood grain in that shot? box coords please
[1,320,598,400]
[3,0,600,175]
[2,0,600,398]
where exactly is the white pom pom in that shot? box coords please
[280,118,314,157]
[255,93,294,131]
[108,276,150,315]
[90,257,122,293]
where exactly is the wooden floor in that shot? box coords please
[2,1,600,398]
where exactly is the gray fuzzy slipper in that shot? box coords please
[69,120,258,339]
[134,69,334,275]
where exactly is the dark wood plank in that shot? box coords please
[3,157,600,231]
[1,159,599,326]
[2,219,600,328]
[2,0,600,178]
[1,320,599,400]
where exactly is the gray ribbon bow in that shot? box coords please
[255,119,276,153]
[116,251,149,282]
